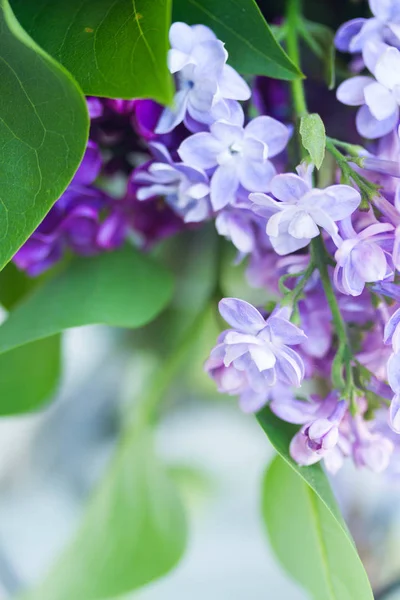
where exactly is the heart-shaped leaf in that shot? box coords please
[0,0,89,270]
[0,247,174,354]
[172,0,302,80]
[258,408,373,600]
[10,0,173,103]
[262,455,373,600]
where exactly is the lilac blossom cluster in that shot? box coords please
[13,15,400,476]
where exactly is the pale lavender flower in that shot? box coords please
[337,46,400,138]
[204,343,294,413]
[352,414,394,472]
[215,202,267,256]
[289,394,348,470]
[335,0,400,55]
[208,298,307,394]
[334,217,394,296]
[384,309,400,433]
[156,22,250,134]
[178,109,289,210]
[250,169,361,255]
[132,143,211,223]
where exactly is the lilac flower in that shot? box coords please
[132,143,211,223]
[250,169,361,255]
[337,46,400,138]
[215,203,267,256]
[178,109,289,210]
[384,309,400,433]
[207,299,307,395]
[334,218,394,296]
[352,415,394,471]
[335,0,400,55]
[289,394,348,470]
[13,141,120,275]
[156,22,250,134]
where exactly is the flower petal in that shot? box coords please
[364,81,398,120]
[336,76,375,106]
[356,104,399,139]
[178,132,222,169]
[270,173,310,202]
[219,298,266,333]
[238,157,276,192]
[245,116,290,157]
[210,164,239,210]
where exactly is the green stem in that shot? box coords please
[286,0,307,119]
[326,137,380,209]
[311,236,355,402]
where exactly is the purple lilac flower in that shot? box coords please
[352,414,394,472]
[250,168,361,255]
[207,299,307,396]
[178,107,289,210]
[337,46,400,138]
[156,22,250,134]
[285,393,348,471]
[13,141,120,276]
[335,0,400,55]
[215,203,268,256]
[334,218,394,296]
[132,143,211,223]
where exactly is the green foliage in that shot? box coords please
[11,0,173,103]
[172,0,302,80]
[258,408,373,600]
[24,429,187,600]
[300,113,326,169]
[262,456,373,600]
[0,336,61,414]
[0,247,174,354]
[0,0,89,270]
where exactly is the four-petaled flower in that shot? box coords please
[209,298,307,393]
[250,170,361,255]
[178,107,289,210]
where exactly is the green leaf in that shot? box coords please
[262,455,373,600]
[24,429,187,600]
[300,113,326,169]
[0,262,38,310]
[0,335,61,414]
[10,0,173,103]
[0,247,174,354]
[257,408,373,600]
[172,0,302,80]
[0,0,89,270]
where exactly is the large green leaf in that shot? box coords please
[0,335,61,414]
[0,247,174,354]
[262,456,373,600]
[172,0,302,80]
[258,409,373,599]
[0,262,61,415]
[24,429,187,600]
[10,0,173,103]
[0,0,89,270]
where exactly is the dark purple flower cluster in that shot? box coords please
[14,11,400,476]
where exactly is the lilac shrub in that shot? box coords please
[15,11,400,478]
